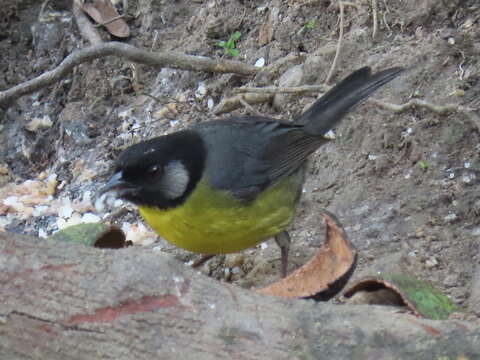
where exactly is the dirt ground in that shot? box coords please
[1,0,479,313]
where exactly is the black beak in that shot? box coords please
[99,172,129,197]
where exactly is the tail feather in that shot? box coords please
[297,66,404,136]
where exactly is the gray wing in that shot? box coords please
[194,118,323,201]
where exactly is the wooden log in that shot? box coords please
[0,232,478,360]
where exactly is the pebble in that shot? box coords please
[195,82,207,99]
[425,257,438,268]
[58,201,74,219]
[254,57,265,68]
[224,253,245,268]
[444,212,457,223]
[81,213,101,223]
[443,273,459,287]
[207,97,214,109]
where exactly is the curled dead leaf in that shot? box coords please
[344,274,456,320]
[257,211,357,300]
[50,223,127,249]
[76,0,130,38]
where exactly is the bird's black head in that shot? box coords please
[101,130,206,209]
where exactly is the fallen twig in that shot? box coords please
[213,93,273,115]
[0,42,259,107]
[238,96,263,116]
[372,0,378,39]
[233,84,331,95]
[230,85,480,131]
[369,98,480,131]
[94,14,125,28]
[325,0,344,84]
[262,53,307,80]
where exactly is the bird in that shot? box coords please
[100,66,404,277]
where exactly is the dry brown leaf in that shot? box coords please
[258,22,273,46]
[257,211,357,300]
[76,0,130,38]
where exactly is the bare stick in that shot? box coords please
[234,84,331,95]
[340,1,360,8]
[73,2,103,45]
[263,53,307,79]
[372,0,378,39]
[0,42,259,106]
[238,96,263,116]
[369,98,480,131]
[94,15,125,28]
[213,93,273,115]
[325,1,344,84]
[232,85,480,131]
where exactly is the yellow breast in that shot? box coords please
[138,173,303,254]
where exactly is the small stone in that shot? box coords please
[81,213,101,223]
[58,200,74,219]
[415,228,425,238]
[207,97,214,109]
[25,115,53,132]
[425,257,438,268]
[195,82,207,99]
[38,228,48,238]
[444,212,457,223]
[324,130,335,140]
[224,253,245,268]
[254,57,265,68]
[443,274,459,287]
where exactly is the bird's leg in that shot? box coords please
[274,231,291,278]
[191,254,215,268]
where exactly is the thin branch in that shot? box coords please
[94,14,125,28]
[233,84,331,94]
[229,85,480,131]
[340,1,360,8]
[369,98,480,131]
[0,42,259,107]
[238,96,263,116]
[213,93,273,115]
[325,1,344,84]
[372,0,378,39]
[262,53,307,80]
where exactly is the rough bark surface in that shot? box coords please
[0,232,479,360]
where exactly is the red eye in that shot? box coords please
[146,165,162,179]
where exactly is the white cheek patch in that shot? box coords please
[161,160,189,199]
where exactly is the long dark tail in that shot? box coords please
[297,66,404,136]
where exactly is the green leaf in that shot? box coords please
[49,223,126,249]
[306,18,317,29]
[226,39,235,49]
[382,274,456,320]
[230,48,240,57]
[218,41,226,48]
[418,161,430,170]
[231,31,242,40]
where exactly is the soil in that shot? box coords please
[1,0,479,314]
